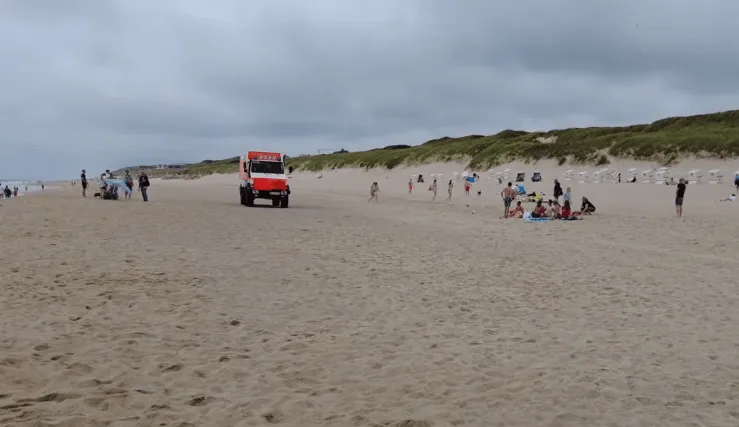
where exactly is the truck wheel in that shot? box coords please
[245,187,255,207]
[280,195,289,208]
[272,197,280,207]
[239,187,246,205]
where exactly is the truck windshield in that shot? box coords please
[251,161,284,174]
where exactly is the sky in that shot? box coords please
[1,0,739,180]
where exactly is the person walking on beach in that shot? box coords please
[501,182,517,219]
[734,173,739,192]
[368,182,380,203]
[430,179,437,202]
[675,178,686,217]
[138,171,150,202]
[553,179,563,203]
[447,180,454,201]
[124,170,134,200]
[81,169,88,197]
[408,178,413,194]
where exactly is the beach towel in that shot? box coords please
[105,178,132,195]
[522,211,549,223]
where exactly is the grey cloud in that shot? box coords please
[1,0,738,180]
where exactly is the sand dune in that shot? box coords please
[1,162,739,427]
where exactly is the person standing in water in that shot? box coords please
[138,171,150,202]
[81,169,88,197]
[675,178,686,217]
[447,180,454,201]
[500,182,517,219]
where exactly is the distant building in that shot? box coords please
[155,163,186,169]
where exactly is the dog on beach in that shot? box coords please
[93,192,101,198]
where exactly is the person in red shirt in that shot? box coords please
[561,200,572,218]
[532,200,546,218]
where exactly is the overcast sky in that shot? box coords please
[1,0,738,180]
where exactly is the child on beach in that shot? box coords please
[408,179,413,194]
[447,180,454,201]
[368,182,380,203]
[124,170,134,200]
[429,179,437,202]
[675,178,686,217]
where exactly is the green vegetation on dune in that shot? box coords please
[288,110,739,172]
[119,109,739,176]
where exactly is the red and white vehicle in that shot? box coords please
[239,151,290,208]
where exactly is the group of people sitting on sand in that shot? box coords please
[506,197,595,220]
[502,181,595,220]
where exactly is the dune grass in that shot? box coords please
[288,110,739,172]
[121,110,739,176]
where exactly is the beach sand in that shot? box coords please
[1,161,739,427]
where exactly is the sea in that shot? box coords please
[0,180,48,197]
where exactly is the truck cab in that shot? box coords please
[239,151,290,208]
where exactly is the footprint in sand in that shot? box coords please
[158,363,184,372]
[262,410,284,424]
[18,392,80,403]
[186,396,212,406]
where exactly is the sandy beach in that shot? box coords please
[2,161,739,427]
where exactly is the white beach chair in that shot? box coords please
[687,169,701,184]
[654,169,669,185]
[708,169,723,184]
[640,169,654,184]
